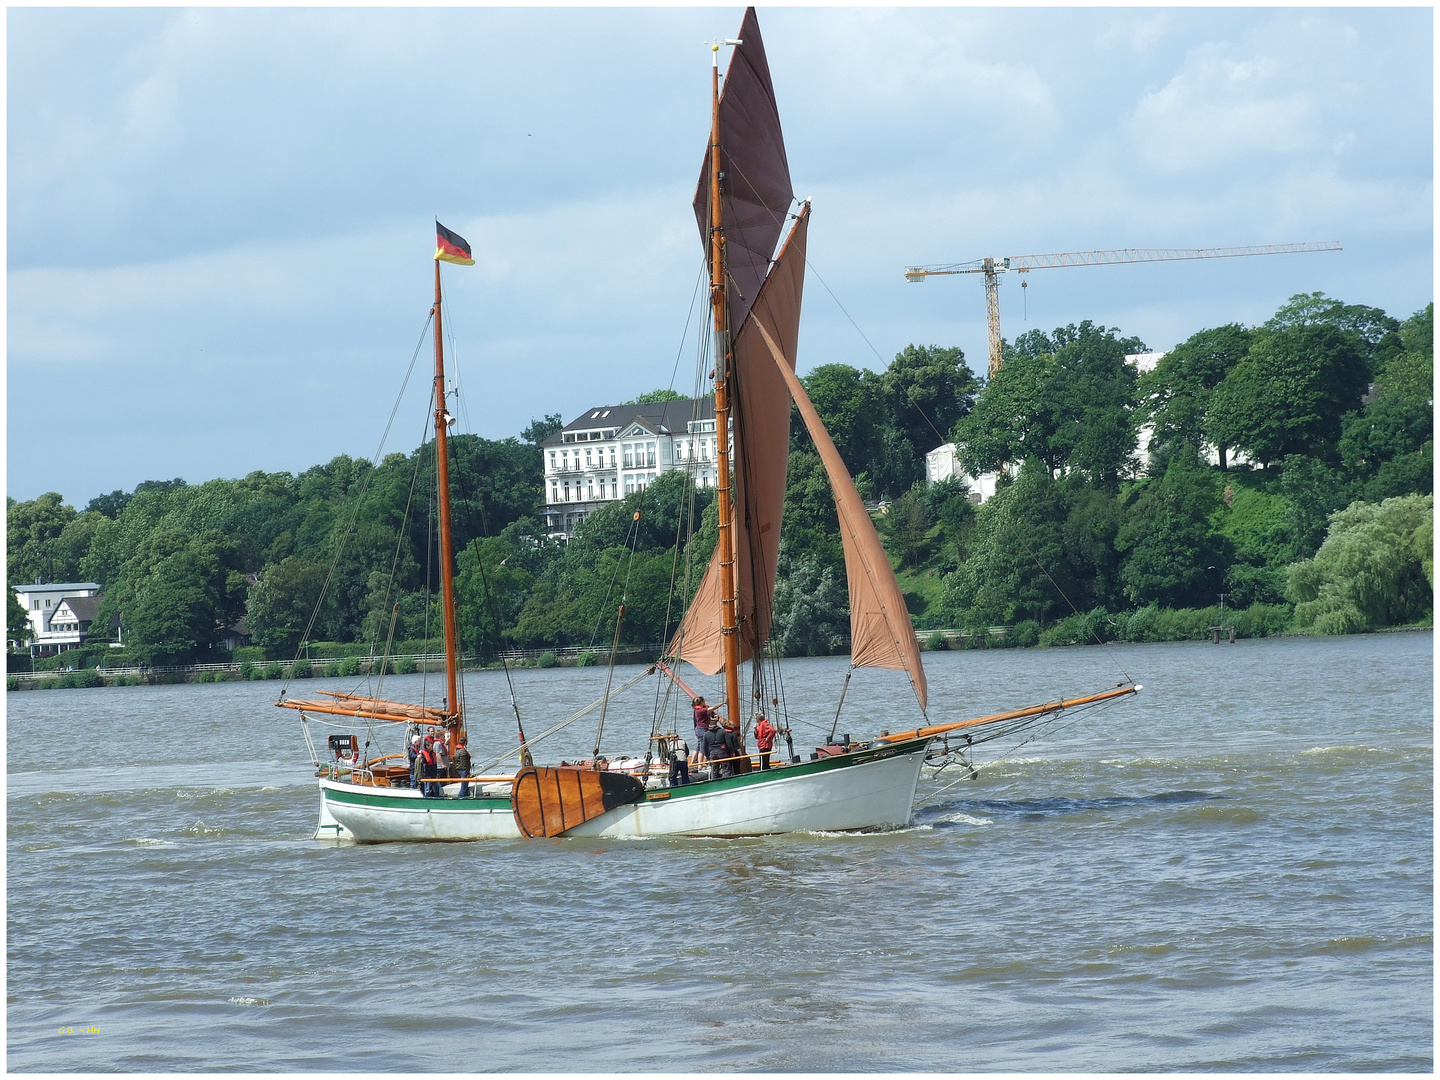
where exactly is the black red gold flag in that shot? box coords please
[435,222,475,265]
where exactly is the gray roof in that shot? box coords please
[56,595,102,620]
[542,398,714,447]
[13,581,100,593]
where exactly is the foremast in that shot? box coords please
[432,258,462,752]
[709,37,743,726]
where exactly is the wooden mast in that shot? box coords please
[432,258,461,751]
[709,41,743,728]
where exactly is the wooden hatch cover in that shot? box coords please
[512,767,646,838]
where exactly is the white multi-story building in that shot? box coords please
[12,581,106,657]
[541,398,725,537]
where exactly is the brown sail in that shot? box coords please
[753,319,930,713]
[670,208,809,675]
[693,6,794,334]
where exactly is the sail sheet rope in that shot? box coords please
[469,666,656,776]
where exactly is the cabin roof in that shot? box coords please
[541,398,715,447]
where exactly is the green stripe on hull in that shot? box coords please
[322,736,929,812]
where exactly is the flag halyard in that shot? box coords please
[435,221,475,265]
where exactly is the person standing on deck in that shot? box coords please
[408,733,423,789]
[454,734,472,798]
[433,735,451,796]
[691,697,715,763]
[668,734,690,788]
[754,714,777,771]
[419,734,438,797]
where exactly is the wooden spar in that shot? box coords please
[877,684,1142,744]
[655,660,702,703]
[709,43,743,730]
[432,258,461,751]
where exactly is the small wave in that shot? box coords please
[1300,745,1386,756]
[932,811,993,827]
[1312,936,1383,955]
[127,838,175,847]
[228,996,270,1007]
[178,822,226,836]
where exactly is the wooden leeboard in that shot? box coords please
[512,767,646,838]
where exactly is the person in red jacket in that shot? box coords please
[754,714,777,771]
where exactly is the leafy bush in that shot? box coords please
[536,651,558,669]
[233,645,266,663]
[238,660,255,679]
[1039,607,1116,647]
[1009,620,1040,647]
[337,655,360,677]
[923,632,948,652]
[394,657,416,675]
[6,677,17,691]
[575,650,598,667]
[264,662,283,680]
[289,660,313,679]
[1230,603,1292,638]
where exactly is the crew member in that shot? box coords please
[754,714,777,771]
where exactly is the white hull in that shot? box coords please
[319,739,929,842]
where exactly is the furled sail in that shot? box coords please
[754,317,930,713]
[693,6,794,333]
[670,208,810,675]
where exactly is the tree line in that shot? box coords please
[7,292,1432,668]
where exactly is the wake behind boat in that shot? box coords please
[279,8,1138,843]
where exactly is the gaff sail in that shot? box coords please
[692,6,794,334]
[669,208,809,674]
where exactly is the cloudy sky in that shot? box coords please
[8,6,1432,507]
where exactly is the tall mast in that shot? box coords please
[432,258,461,750]
[709,41,743,727]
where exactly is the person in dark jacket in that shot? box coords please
[454,734,473,798]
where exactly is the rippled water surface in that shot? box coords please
[7,633,1432,1071]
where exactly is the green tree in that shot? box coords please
[9,590,33,650]
[625,389,686,404]
[957,321,1141,485]
[7,492,79,584]
[522,414,564,444]
[1265,291,1401,377]
[100,529,247,664]
[1116,449,1230,608]
[1206,323,1369,466]
[246,557,332,654]
[881,489,932,570]
[770,549,849,656]
[1139,323,1252,469]
[879,344,979,496]
[801,364,884,482]
[1287,494,1433,633]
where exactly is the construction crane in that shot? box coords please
[904,241,1343,378]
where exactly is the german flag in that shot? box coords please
[435,221,474,265]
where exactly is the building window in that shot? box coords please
[623,445,634,468]
[609,449,617,468]
[549,451,557,469]
[610,481,617,499]
[587,480,595,499]
[646,442,656,467]
[625,479,635,495]
[564,481,571,501]
[551,484,559,502]
[586,449,593,467]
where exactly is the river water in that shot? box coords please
[7,632,1432,1071]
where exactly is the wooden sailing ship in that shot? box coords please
[279,8,1139,842]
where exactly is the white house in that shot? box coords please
[12,581,104,657]
[541,398,727,537]
[924,444,1001,505]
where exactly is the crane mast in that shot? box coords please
[905,241,1342,377]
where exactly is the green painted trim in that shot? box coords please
[324,785,511,813]
[321,736,929,811]
[654,736,930,801]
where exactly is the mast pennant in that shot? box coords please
[435,221,475,265]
